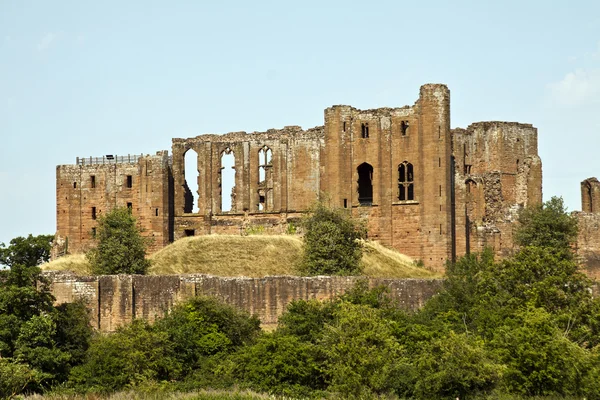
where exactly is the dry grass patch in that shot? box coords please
[40,253,91,275]
[149,235,304,276]
[41,235,440,279]
[362,240,441,278]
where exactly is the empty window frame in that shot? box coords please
[258,146,273,211]
[361,123,369,138]
[357,163,374,205]
[184,229,195,237]
[220,148,236,212]
[398,161,414,201]
[73,182,77,189]
[91,207,97,220]
[126,175,132,188]
[91,175,96,188]
[400,121,409,136]
[127,202,133,211]
[183,148,199,213]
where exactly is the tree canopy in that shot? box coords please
[87,207,151,275]
[0,234,53,268]
[298,201,366,276]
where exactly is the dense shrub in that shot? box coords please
[298,201,366,276]
[87,207,151,275]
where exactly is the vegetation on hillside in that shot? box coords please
[7,196,600,399]
[86,207,151,275]
[298,201,367,276]
[42,235,437,279]
[0,235,92,399]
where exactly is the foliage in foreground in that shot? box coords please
[8,197,600,400]
[298,200,367,276]
[86,207,151,275]
[0,235,93,399]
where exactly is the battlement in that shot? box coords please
[72,151,172,167]
[54,84,547,272]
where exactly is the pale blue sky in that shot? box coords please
[1,1,599,245]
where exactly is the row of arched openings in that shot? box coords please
[357,161,415,205]
[183,146,274,213]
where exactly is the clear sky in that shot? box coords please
[1,0,599,245]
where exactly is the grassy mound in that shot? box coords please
[41,235,440,279]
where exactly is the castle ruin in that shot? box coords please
[54,84,597,272]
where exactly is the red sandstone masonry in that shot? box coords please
[54,84,548,273]
[44,272,443,331]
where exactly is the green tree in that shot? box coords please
[514,196,578,252]
[413,331,504,399]
[321,302,406,398]
[156,296,261,377]
[69,320,179,392]
[87,207,151,275]
[0,234,54,268]
[0,260,92,395]
[231,333,326,397]
[299,201,366,276]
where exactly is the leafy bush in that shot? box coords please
[514,196,578,253]
[321,302,407,398]
[87,207,151,275]
[0,262,92,395]
[69,296,260,393]
[298,201,366,276]
[0,233,54,268]
[230,333,325,397]
[413,331,503,399]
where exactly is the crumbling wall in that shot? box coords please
[170,127,324,240]
[54,152,172,257]
[576,177,600,278]
[45,272,443,331]
[452,122,542,259]
[323,84,453,270]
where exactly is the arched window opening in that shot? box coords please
[357,163,373,205]
[258,146,272,184]
[258,146,273,211]
[584,182,593,213]
[183,148,199,213]
[400,121,409,135]
[220,148,236,212]
[361,123,369,138]
[398,161,414,201]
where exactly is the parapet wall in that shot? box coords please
[44,272,443,331]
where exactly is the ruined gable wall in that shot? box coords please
[170,127,324,239]
[577,178,600,279]
[45,271,443,331]
[54,152,172,257]
[452,122,542,259]
[321,84,453,271]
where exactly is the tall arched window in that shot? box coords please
[258,146,273,211]
[357,163,374,205]
[398,161,414,201]
[220,148,236,212]
[183,148,199,213]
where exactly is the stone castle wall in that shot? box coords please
[54,84,545,272]
[54,152,172,257]
[45,272,444,331]
[577,178,600,279]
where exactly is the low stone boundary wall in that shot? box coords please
[43,272,444,331]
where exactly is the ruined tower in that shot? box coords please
[54,84,545,272]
